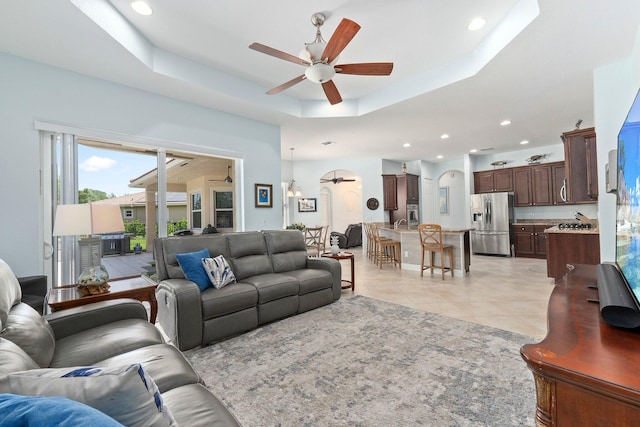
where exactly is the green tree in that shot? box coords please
[78,188,110,203]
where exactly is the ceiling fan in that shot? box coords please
[321,171,357,184]
[249,12,393,105]
[209,165,233,184]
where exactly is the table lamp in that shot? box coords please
[53,203,125,286]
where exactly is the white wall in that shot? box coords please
[0,53,281,276]
[594,26,640,261]
[437,170,466,228]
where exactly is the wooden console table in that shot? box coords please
[521,264,640,426]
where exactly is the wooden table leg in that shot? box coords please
[148,289,158,324]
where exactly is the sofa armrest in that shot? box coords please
[45,299,148,340]
[156,279,203,351]
[306,257,342,301]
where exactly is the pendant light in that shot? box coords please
[287,148,302,197]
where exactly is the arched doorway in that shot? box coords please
[319,169,362,235]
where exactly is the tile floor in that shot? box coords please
[339,250,555,340]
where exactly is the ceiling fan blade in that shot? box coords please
[335,63,394,76]
[342,179,357,182]
[249,42,310,66]
[322,18,361,63]
[266,75,306,95]
[322,80,342,105]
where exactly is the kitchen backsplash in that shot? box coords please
[513,203,598,222]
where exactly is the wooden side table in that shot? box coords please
[321,252,355,291]
[47,276,158,323]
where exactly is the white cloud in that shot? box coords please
[79,156,116,172]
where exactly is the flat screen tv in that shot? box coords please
[616,89,640,304]
[597,88,640,328]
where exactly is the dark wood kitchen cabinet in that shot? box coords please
[551,162,567,205]
[562,127,598,203]
[513,164,554,207]
[546,231,600,282]
[382,174,398,210]
[474,169,513,193]
[382,173,420,224]
[513,224,549,258]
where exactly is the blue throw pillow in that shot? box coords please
[175,248,211,291]
[0,393,125,427]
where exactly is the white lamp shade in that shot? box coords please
[53,204,92,236]
[53,203,124,236]
[91,204,125,234]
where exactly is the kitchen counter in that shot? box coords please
[544,225,599,235]
[377,225,472,275]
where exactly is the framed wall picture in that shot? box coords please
[439,187,449,215]
[298,198,317,212]
[255,183,272,208]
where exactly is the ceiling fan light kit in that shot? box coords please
[209,165,233,183]
[249,12,393,105]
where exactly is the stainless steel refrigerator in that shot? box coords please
[470,192,514,256]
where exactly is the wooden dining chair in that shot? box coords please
[417,224,453,279]
[372,223,401,269]
[305,226,324,257]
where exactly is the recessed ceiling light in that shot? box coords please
[131,1,153,15]
[467,17,486,31]
[403,143,411,148]
[520,140,530,145]
[440,134,450,139]
[470,149,478,153]
[437,155,444,159]
[500,120,512,126]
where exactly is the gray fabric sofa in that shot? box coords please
[154,230,342,351]
[0,258,240,426]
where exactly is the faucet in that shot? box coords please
[394,219,406,229]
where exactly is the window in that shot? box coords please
[214,191,233,229]
[124,209,133,219]
[191,192,202,229]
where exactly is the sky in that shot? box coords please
[78,144,159,198]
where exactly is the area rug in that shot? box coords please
[185,296,536,426]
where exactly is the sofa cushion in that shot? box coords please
[0,259,22,331]
[240,273,299,304]
[0,394,125,427]
[284,269,333,295]
[263,230,308,273]
[95,343,200,393]
[176,248,212,291]
[201,283,258,320]
[227,232,273,280]
[162,383,241,427]
[0,338,39,393]
[202,256,236,289]
[50,319,164,367]
[8,364,176,427]
[0,303,55,367]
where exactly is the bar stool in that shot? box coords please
[372,223,401,269]
[418,223,453,279]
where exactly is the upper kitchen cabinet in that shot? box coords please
[513,164,556,207]
[562,127,598,203]
[382,174,398,210]
[382,173,419,210]
[473,169,513,193]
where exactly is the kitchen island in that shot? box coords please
[377,225,472,276]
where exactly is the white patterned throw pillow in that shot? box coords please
[8,364,177,427]
[202,255,237,289]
